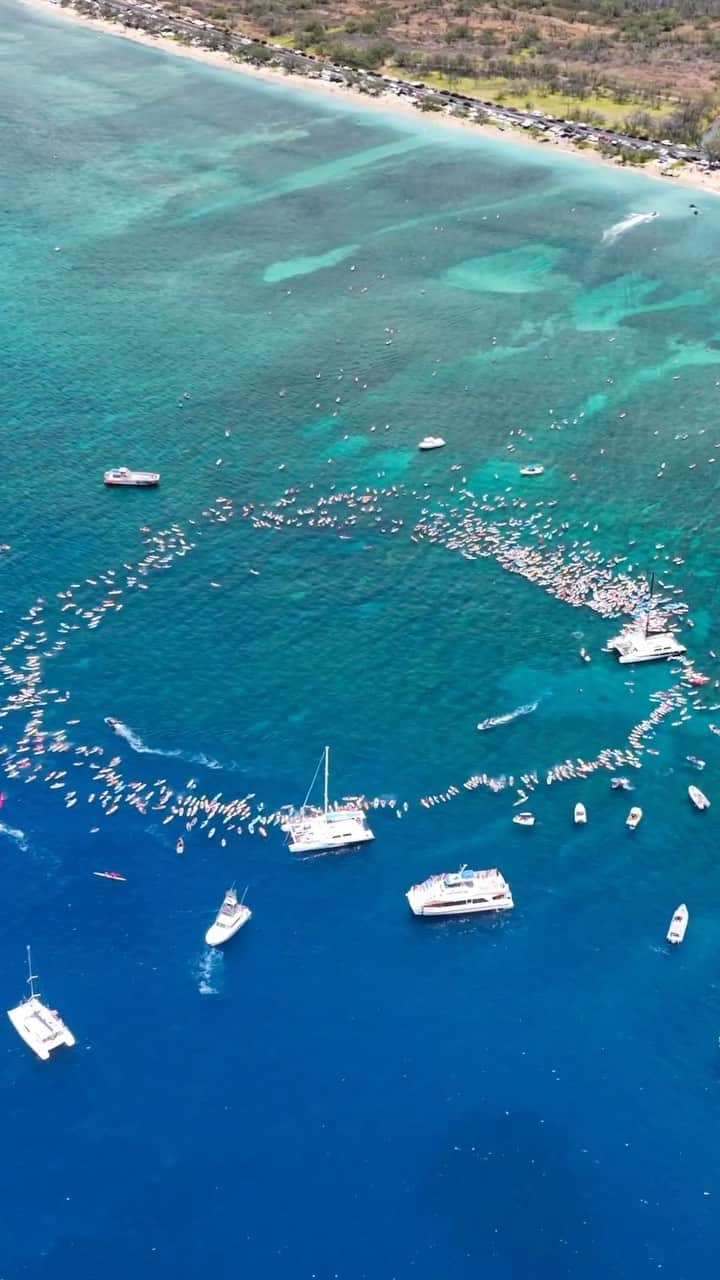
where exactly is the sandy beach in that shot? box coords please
[20,0,720,197]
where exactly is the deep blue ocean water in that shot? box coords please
[2,4,720,1276]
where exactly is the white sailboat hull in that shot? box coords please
[7,997,75,1060]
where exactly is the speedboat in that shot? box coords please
[666,903,688,944]
[513,811,535,827]
[7,947,75,1061]
[93,870,126,881]
[689,784,710,811]
[406,866,513,917]
[104,467,160,487]
[417,436,446,451]
[104,716,120,731]
[574,803,587,825]
[626,806,643,830]
[176,837,185,854]
[519,464,544,477]
[205,886,251,947]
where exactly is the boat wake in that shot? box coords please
[110,721,228,771]
[0,821,28,851]
[602,211,658,244]
[477,701,538,732]
[196,949,221,996]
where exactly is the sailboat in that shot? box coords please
[281,746,374,855]
[607,572,686,664]
[7,947,76,1061]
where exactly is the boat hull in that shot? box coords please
[104,478,159,487]
[288,829,374,855]
[408,897,514,917]
[205,908,251,947]
[7,1002,75,1059]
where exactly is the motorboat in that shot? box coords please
[104,467,160,487]
[666,903,688,944]
[7,947,75,1061]
[282,746,373,855]
[519,464,544,477]
[104,716,121,731]
[626,806,643,830]
[176,837,185,854]
[689,785,710,811]
[513,811,535,827]
[205,886,251,947]
[93,870,126,881]
[574,802,587,825]
[418,436,446,451]
[406,866,514,917]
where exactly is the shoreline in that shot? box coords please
[19,0,720,196]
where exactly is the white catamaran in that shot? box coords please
[282,746,374,855]
[7,947,76,1061]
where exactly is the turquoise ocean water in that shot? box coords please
[2,3,720,1275]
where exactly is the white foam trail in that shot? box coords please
[0,821,28,851]
[602,211,658,244]
[196,948,221,995]
[477,700,539,732]
[111,722,227,770]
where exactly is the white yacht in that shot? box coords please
[689,785,710,811]
[626,805,643,830]
[205,886,251,946]
[282,746,374,855]
[7,948,75,1061]
[406,865,514,917]
[574,802,587,825]
[607,627,686,664]
[417,436,446,451]
[607,573,686,664]
[519,464,544,476]
[104,467,160,487]
[666,903,688,944]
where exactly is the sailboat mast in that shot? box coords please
[26,945,37,999]
[323,746,329,815]
[645,571,655,638]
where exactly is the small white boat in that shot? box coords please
[513,811,535,827]
[175,837,185,855]
[626,806,643,830]
[205,886,251,947]
[7,947,75,1061]
[666,903,688,944]
[579,647,591,663]
[418,436,446,451]
[520,464,544,477]
[93,870,126,882]
[104,467,160,487]
[574,803,587,825]
[689,784,710,811]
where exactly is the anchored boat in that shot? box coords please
[282,746,373,855]
[417,436,446,451]
[666,903,689,944]
[574,803,587,825]
[689,785,710,811]
[7,947,75,1061]
[406,866,514,917]
[104,467,160,487]
[626,806,643,830]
